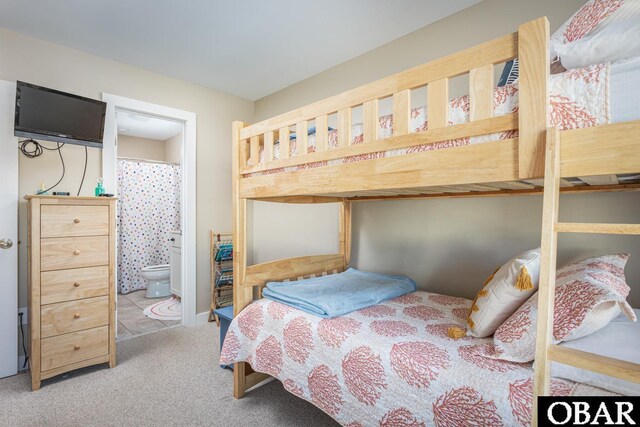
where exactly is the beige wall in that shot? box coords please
[252,0,640,307]
[163,133,182,164]
[1,29,254,314]
[118,135,166,162]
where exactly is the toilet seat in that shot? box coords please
[141,264,169,272]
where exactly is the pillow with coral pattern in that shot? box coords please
[550,0,640,69]
[492,254,636,363]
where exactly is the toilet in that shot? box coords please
[141,264,171,298]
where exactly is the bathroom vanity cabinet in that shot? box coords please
[25,195,117,390]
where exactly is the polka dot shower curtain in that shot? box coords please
[117,159,181,294]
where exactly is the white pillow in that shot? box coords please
[554,19,640,69]
[466,248,541,338]
[550,309,640,396]
[550,0,640,68]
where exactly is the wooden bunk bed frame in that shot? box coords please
[231,17,640,425]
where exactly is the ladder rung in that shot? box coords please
[548,345,640,384]
[555,222,640,235]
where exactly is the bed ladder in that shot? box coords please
[532,127,640,425]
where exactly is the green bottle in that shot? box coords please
[95,177,104,196]
[37,182,49,195]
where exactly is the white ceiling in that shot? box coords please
[0,0,480,100]
[116,110,182,141]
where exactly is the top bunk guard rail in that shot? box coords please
[234,17,550,199]
[240,31,518,141]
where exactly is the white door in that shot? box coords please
[0,80,18,378]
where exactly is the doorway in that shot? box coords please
[102,94,197,331]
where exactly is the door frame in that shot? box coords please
[102,93,198,327]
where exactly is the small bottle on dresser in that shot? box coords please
[95,177,105,196]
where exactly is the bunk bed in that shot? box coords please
[225,16,640,427]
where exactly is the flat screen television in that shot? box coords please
[14,81,106,148]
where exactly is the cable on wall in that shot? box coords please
[77,145,88,196]
[19,139,66,194]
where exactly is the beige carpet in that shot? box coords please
[0,323,338,427]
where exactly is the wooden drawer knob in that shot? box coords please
[73,250,80,256]
[73,345,80,351]
[74,218,80,224]
[73,313,80,319]
[73,282,80,287]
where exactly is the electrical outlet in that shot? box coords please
[18,307,28,319]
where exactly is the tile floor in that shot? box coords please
[117,290,181,341]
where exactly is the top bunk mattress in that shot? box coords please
[220,290,617,426]
[249,57,640,175]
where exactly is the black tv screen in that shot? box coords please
[14,81,106,148]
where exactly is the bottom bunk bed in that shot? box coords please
[220,290,626,427]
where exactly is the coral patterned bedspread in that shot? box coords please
[220,291,611,427]
[248,62,609,176]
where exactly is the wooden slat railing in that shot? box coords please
[469,65,493,121]
[427,79,448,129]
[243,254,345,288]
[393,90,410,136]
[296,121,308,155]
[240,29,518,140]
[279,127,289,159]
[363,100,379,142]
[237,17,549,183]
[241,114,517,174]
[249,136,260,165]
[263,131,274,162]
[338,109,351,147]
[316,115,328,151]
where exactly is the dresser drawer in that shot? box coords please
[41,266,110,305]
[41,296,109,338]
[41,326,109,372]
[41,236,109,271]
[41,205,109,238]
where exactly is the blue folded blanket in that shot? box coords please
[262,267,416,318]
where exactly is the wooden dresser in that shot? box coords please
[26,195,116,390]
